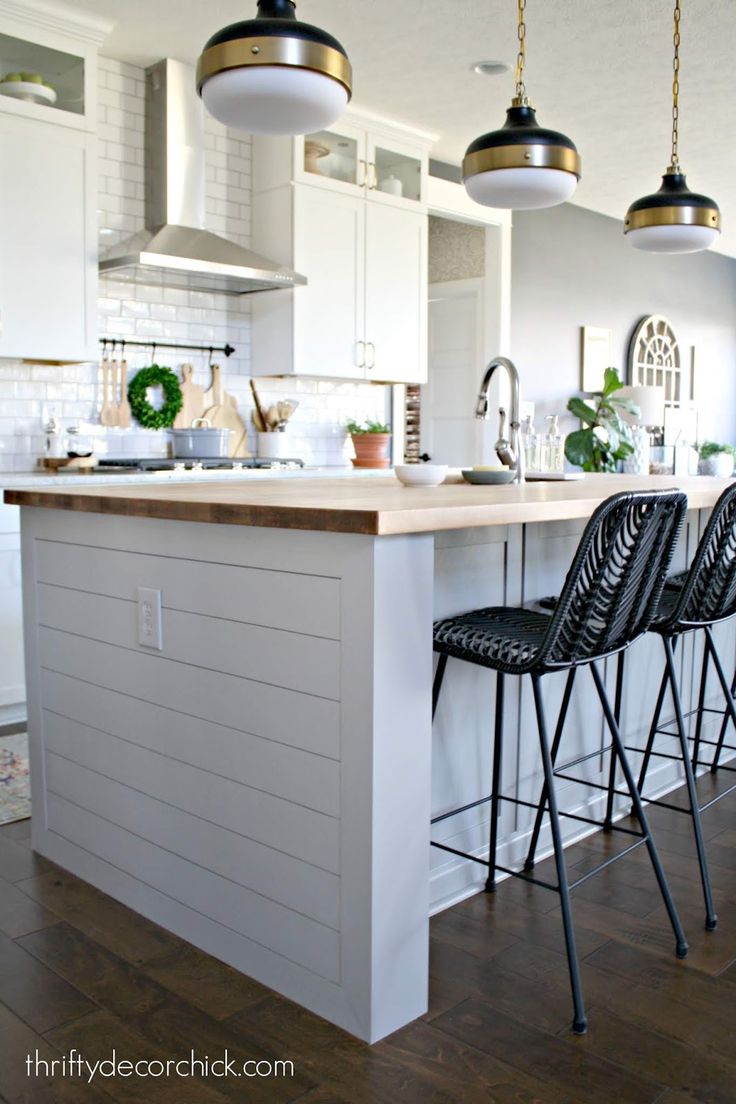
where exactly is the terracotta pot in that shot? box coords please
[350,432,391,469]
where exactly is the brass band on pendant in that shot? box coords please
[624,205,722,232]
[463,143,581,179]
[196,36,353,97]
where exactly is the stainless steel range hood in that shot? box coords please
[99,59,306,296]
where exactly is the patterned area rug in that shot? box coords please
[0,733,31,825]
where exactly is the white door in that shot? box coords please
[422,279,493,466]
[0,115,97,361]
[293,186,366,378]
[364,204,427,384]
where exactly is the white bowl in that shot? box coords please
[394,464,448,487]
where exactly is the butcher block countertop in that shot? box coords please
[4,473,731,536]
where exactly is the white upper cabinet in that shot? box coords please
[0,0,111,362]
[364,203,427,384]
[293,187,366,379]
[251,109,436,383]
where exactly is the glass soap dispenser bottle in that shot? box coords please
[543,415,564,474]
[521,414,539,473]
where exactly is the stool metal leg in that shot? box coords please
[604,651,626,830]
[432,654,448,721]
[704,626,736,773]
[662,637,717,931]
[691,641,710,771]
[531,674,588,1036]
[712,665,736,774]
[523,668,576,872]
[485,672,504,893]
[590,662,689,959]
[636,637,676,799]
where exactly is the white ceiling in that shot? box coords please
[76,0,736,255]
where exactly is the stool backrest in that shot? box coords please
[665,481,736,628]
[540,490,687,667]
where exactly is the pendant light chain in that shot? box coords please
[514,0,528,105]
[670,0,681,170]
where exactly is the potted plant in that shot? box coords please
[346,420,392,469]
[698,441,735,478]
[565,368,639,473]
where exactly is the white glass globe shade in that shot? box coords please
[625,222,719,254]
[201,65,348,135]
[464,166,578,210]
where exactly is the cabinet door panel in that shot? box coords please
[293,187,365,378]
[0,505,24,709]
[0,116,96,361]
[364,205,427,383]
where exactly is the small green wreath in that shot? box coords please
[128,365,183,429]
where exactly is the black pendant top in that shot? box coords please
[465,104,579,155]
[202,0,348,58]
[627,172,720,214]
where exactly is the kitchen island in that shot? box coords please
[6,473,734,1043]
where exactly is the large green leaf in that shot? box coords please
[602,367,624,397]
[565,428,595,467]
[567,397,599,426]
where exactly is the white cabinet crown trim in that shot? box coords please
[0,0,113,45]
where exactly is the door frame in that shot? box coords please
[391,178,512,462]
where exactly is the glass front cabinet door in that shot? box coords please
[294,112,431,209]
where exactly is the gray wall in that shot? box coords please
[510,203,736,442]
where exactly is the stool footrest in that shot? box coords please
[568,838,648,889]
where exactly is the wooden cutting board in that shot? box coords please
[99,356,118,427]
[173,364,206,429]
[202,364,250,458]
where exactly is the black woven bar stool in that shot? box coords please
[431,490,689,1035]
[629,481,736,932]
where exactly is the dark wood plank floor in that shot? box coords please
[1,769,736,1104]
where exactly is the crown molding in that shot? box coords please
[0,0,114,47]
[344,104,439,150]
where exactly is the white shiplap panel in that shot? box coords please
[46,752,339,929]
[43,710,339,873]
[35,538,340,639]
[38,627,340,759]
[37,583,340,700]
[41,669,339,815]
[46,793,341,983]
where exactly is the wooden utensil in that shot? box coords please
[202,364,250,458]
[173,364,206,429]
[117,356,132,428]
[109,357,121,426]
[100,354,117,426]
[277,400,298,424]
[249,380,268,433]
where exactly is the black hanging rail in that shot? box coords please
[99,337,236,358]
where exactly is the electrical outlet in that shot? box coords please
[137,587,163,650]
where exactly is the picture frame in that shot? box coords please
[581,326,613,393]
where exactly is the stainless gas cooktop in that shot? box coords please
[95,457,305,474]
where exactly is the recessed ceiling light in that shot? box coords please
[471,60,511,76]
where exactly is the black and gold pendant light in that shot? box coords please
[197,0,352,136]
[625,0,720,253]
[463,0,581,210]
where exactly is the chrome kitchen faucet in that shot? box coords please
[475,356,524,483]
